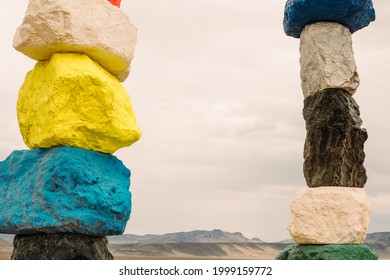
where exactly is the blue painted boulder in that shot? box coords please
[0,147,131,236]
[283,0,376,38]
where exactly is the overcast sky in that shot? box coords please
[0,1,389,242]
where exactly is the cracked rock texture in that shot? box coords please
[12,234,113,260]
[288,187,370,245]
[300,22,359,98]
[0,147,131,236]
[283,0,376,38]
[13,0,136,81]
[276,244,378,260]
[303,88,367,187]
[17,53,141,154]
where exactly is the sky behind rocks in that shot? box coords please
[0,0,389,241]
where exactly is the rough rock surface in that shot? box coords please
[0,147,131,236]
[276,244,378,260]
[13,0,136,81]
[303,89,367,187]
[300,22,359,98]
[108,0,121,7]
[17,53,141,154]
[12,234,113,260]
[284,0,376,38]
[288,187,370,245]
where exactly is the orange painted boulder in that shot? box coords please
[108,0,121,7]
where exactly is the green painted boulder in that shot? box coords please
[276,244,378,260]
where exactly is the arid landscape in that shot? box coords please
[1,230,389,260]
[110,242,287,260]
[0,237,12,260]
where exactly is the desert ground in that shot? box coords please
[0,239,285,260]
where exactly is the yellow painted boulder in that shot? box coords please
[17,53,141,154]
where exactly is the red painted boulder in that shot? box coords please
[108,0,121,7]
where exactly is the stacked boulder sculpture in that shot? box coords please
[0,0,140,260]
[277,0,378,260]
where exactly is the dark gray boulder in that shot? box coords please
[11,234,114,260]
[303,88,367,187]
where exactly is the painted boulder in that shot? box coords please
[13,0,136,81]
[108,0,121,7]
[288,187,370,244]
[12,234,114,260]
[276,244,378,260]
[283,0,376,38]
[0,147,132,236]
[17,53,141,154]
[300,22,359,98]
[303,89,367,188]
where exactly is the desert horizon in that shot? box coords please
[1,229,389,260]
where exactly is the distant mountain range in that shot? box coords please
[107,229,264,243]
[365,232,390,243]
[1,230,390,244]
[0,238,11,247]
[106,230,390,260]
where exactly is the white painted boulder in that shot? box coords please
[13,0,137,82]
[288,187,370,244]
[300,22,359,98]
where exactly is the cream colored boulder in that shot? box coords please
[13,0,137,82]
[300,22,359,98]
[288,187,370,244]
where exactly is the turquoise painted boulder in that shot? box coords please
[283,0,376,38]
[0,147,131,236]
